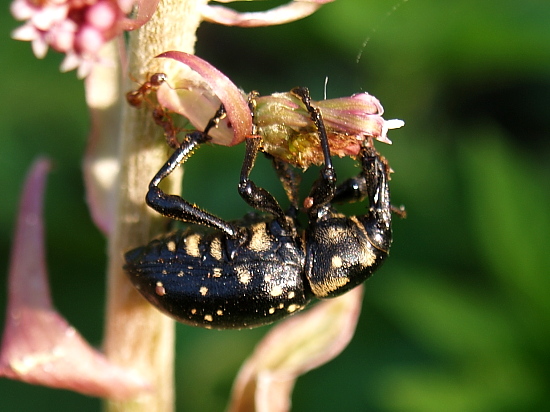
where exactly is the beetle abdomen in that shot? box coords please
[124,225,310,329]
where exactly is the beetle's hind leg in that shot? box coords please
[268,154,301,219]
[238,91,299,230]
[237,137,291,229]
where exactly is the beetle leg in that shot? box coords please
[331,143,384,205]
[332,175,369,204]
[290,87,337,217]
[146,107,241,239]
[332,149,406,218]
[238,137,289,228]
[268,155,301,218]
[354,145,393,252]
[244,90,301,221]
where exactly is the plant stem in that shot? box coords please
[104,1,207,411]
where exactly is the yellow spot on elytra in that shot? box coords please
[359,244,377,267]
[236,267,251,285]
[216,309,223,316]
[166,240,176,252]
[248,223,272,252]
[271,286,283,297]
[209,237,223,260]
[325,226,348,242]
[310,277,350,298]
[200,286,208,296]
[331,255,343,268]
[287,304,299,313]
[350,216,378,267]
[204,314,213,322]
[184,234,201,258]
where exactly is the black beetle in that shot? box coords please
[124,87,393,329]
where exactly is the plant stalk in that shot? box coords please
[104,1,207,411]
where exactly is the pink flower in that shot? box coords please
[11,0,334,77]
[155,52,404,169]
[11,0,132,77]
[202,0,335,27]
[255,91,404,168]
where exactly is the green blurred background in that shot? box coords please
[1,0,549,410]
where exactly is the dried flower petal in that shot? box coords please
[202,0,335,27]
[256,92,404,168]
[227,286,363,412]
[0,158,149,399]
[157,85,237,145]
[156,51,252,146]
[121,0,161,31]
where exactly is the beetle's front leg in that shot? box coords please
[146,109,241,239]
